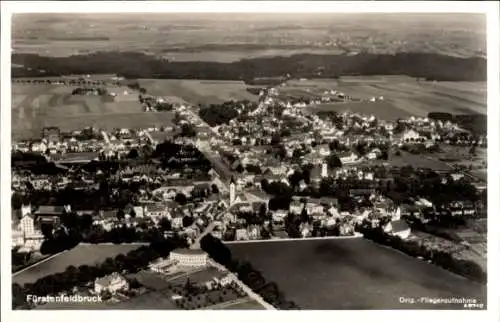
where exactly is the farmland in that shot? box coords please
[11,82,174,140]
[11,75,487,139]
[13,244,143,286]
[283,76,486,120]
[12,14,485,60]
[139,79,258,105]
[228,238,486,309]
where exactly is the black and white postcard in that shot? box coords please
[1,2,499,322]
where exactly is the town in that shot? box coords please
[11,75,487,310]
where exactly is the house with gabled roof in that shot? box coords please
[94,272,129,294]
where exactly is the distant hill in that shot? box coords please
[12,51,486,82]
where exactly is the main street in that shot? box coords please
[177,104,235,186]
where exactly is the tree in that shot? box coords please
[175,193,187,205]
[289,171,302,188]
[127,149,139,159]
[271,133,282,146]
[182,216,194,227]
[235,164,244,173]
[327,154,342,169]
[159,217,172,231]
[258,203,267,218]
[180,124,196,138]
[129,208,136,218]
[116,209,125,220]
[13,283,28,309]
[12,192,24,210]
[101,289,112,301]
[275,144,287,159]
[211,184,219,194]
[329,140,340,151]
[300,207,309,223]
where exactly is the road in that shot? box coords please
[178,104,234,186]
[195,142,233,183]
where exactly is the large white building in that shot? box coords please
[169,248,208,267]
[20,214,40,237]
[149,257,176,273]
[94,272,129,294]
[402,129,421,142]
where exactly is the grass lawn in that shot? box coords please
[228,238,486,309]
[13,244,143,286]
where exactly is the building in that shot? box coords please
[12,230,25,248]
[206,274,233,289]
[235,228,249,241]
[272,210,287,223]
[94,272,129,294]
[339,151,359,164]
[20,213,39,237]
[289,200,303,215]
[383,219,411,240]
[149,258,176,273]
[402,129,421,143]
[321,162,328,178]
[169,248,208,267]
[310,164,322,184]
[229,177,236,205]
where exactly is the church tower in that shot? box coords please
[321,162,328,178]
[229,176,236,205]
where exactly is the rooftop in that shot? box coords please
[95,272,126,287]
[171,248,207,256]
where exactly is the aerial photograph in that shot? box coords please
[9,10,488,311]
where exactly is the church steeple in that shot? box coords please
[229,176,236,205]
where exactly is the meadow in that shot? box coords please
[13,244,143,286]
[228,238,486,309]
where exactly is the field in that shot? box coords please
[139,79,258,105]
[285,76,486,120]
[228,238,486,309]
[311,101,413,121]
[11,82,174,140]
[12,14,485,60]
[13,244,143,286]
[357,151,453,171]
[388,152,453,171]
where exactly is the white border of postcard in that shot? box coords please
[1,1,499,322]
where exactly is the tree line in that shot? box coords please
[12,51,486,82]
[358,225,486,284]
